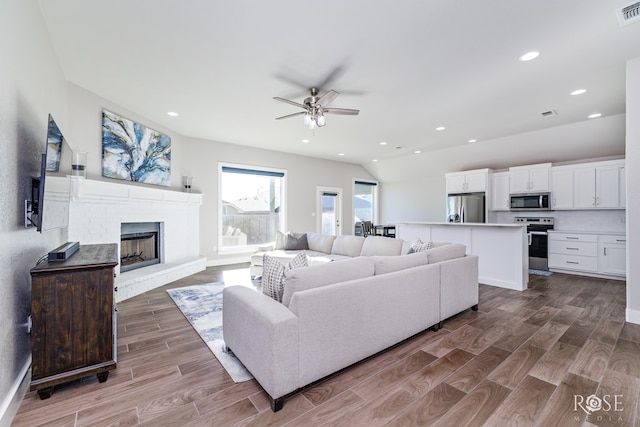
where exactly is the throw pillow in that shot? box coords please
[262,252,308,302]
[408,237,433,254]
[275,231,309,250]
[284,232,308,250]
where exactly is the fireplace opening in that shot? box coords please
[120,222,162,272]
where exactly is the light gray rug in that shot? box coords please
[166,282,253,383]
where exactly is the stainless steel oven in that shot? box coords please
[515,217,554,271]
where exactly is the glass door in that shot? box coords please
[318,187,342,235]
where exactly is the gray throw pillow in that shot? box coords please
[262,252,308,302]
[284,232,308,250]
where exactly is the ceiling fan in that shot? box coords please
[273,87,359,129]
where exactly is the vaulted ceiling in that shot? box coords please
[38,0,640,174]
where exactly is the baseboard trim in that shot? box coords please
[0,356,31,427]
[626,308,640,325]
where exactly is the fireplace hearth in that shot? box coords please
[120,222,162,272]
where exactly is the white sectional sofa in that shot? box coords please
[224,233,479,411]
[250,232,410,278]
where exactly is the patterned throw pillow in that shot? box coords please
[408,237,433,254]
[262,252,308,302]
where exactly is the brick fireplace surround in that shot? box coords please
[67,177,206,302]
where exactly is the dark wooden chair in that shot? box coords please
[361,221,374,237]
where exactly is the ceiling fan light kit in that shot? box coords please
[274,87,359,130]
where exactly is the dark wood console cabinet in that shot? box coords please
[30,244,118,399]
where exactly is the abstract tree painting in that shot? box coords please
[102,110,171,186]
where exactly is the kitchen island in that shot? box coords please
[397,222,529,291]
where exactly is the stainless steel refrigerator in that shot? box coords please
[446,192,486,223]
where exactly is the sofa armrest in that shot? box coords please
[257,243,276,251]
[439,255,479,320]
[222,286,299,400]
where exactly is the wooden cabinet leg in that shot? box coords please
[37,387,55,400]
[97,371,110,383]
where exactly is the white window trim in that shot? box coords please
[217,161,287,254]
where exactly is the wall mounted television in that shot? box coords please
[33,114,71,232]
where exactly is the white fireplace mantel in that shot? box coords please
[67,177,206,301]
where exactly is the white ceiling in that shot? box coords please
[38,0,640,168]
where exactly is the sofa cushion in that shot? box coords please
[372,252,429,275]
[282,257,375,307]
[359,236,403,256]
[331,235,365,257]
[426,243,467,264]
[262,252,308,302]
[275,231,308,250]
[306,232,337,254]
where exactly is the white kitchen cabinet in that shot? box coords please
[490,172,510,211]
[509,163,551,193]
[446,169,489,194]
[548,232,598,273]
[549,231,626,278]
[551,166,574,209]
[598,235,626,276]
[574,162,621,209]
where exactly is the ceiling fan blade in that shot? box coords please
[273,97,306,109]
[315,65,345,91]
[316,90,339,108]
[324,108,359,116]
[275,111,306,120]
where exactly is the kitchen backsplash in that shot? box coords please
[493,209,626,233]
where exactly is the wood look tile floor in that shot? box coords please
[13,265,640,426]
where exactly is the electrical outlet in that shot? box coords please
[27,314,32,334]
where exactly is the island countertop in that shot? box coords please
[397,221,526,228]
[396,222,529,291]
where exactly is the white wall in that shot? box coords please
[626,57,640,324]
[380,176,446,223]
[183,137,376,262]
[64,84,377,265]
[370,115,626,223]
[0,1,69,423]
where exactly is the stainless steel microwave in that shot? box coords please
[510,193,551,210]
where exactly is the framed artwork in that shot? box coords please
[102,110,171,186]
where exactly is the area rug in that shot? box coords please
[529,269,553,276]
[166,282,253,383]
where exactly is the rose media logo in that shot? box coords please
[574,394,624,422]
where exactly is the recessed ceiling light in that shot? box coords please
[338,153,345,156]
[167,111,179,117]
[571,89,587,96]
[436,126,446,131]
[414,150,422,154]
[468,139,478,143]
[372,159,378,162]
[379,141,387,145]
[588,113,602,119]
[519,51,539,61]
[301,139,309,143]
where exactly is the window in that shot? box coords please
[354,180,377,233]
[219,164,286,251]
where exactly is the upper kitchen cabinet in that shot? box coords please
[573,160,624,209]
[551,166,574,209]
[490,172,510,211]
[509,163,551,194]
[446,169,490,194]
